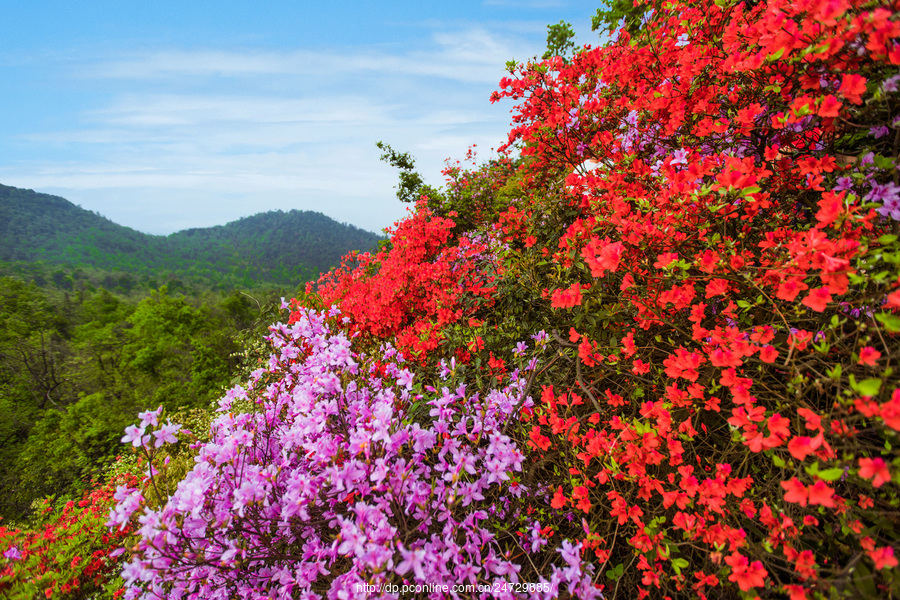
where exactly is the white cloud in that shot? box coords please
[6,23,542,234]
[86,28,529,85]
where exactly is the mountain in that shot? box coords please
[0,184,382,289]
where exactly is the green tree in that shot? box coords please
[376,141,443,204]
[591,1,660,37]
[543,20,576,60]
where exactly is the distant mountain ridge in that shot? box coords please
[0,184,382,288]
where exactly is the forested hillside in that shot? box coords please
[0,184,382,288]
[0,278,281,522]
[3,1,900,599]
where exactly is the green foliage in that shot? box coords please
[543,20,577,60]
[0,183,383,290]
[591,0,660,37]
[376,141,425,204]
[0,275,284,522]
[437,152,521,233]
[376,141,444,204]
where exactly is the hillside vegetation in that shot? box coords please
[3,0,900,599]
[0,184,382,289]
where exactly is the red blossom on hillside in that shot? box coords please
[724,553,768,591]
[859,457,891,487]
[859,346,881,366]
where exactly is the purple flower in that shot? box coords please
[867,181,900,220]
[624,109,639,127]
[122,558,153,584]
[3,546,21,560]
[671,147,689,165]
[877,195,900,221]
[395,368,414,390]
[396,546,427,581]
[455,561,480,584]
[152,421,182,447]
[231,477,267,517]
[531,330,549,345]
[121,424,147,448]
[111,307,597,599]
[871,125,890,139]
[834,176,854,192]
[138,407,162,428]
[530,521,547,553]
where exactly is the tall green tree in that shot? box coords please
[543,20,576,60]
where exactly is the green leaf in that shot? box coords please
[766,47,785,61]
[849,374,882,396]
[873,154,895,170]
[858,378,883,397]
[772,454,786,468]
[605,562,625,580]
[878,234,898,244]
[876,312,900,333]
[818,467,844,481]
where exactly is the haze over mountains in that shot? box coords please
[0,184,383,290]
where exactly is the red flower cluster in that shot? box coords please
[0,472,137,599]
[486,0,900,596]
[307,200,499,362]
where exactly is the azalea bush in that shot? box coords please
[484,0,900,597]
[434,148,521,234]
[0,468,138,599]
[111,306,601,599]
[308,202,501,364]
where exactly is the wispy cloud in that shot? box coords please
[85,28,526,84]
[2,24,543,234]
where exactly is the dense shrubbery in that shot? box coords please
[112,308,604,599]
[0,280,269,521]
[49,0,900,597]
[0,467,139,599]
[308,203,502,364]
[481,0,900,596]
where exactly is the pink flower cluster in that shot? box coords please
[112,307,600,599]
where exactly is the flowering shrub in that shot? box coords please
[0,469,138,599]
[112,307,600,599]
[436,147,521,234]
[485,0,900,596]
[97,1,900,598]
[308,202,500,363]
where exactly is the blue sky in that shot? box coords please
[1,1,602,235]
